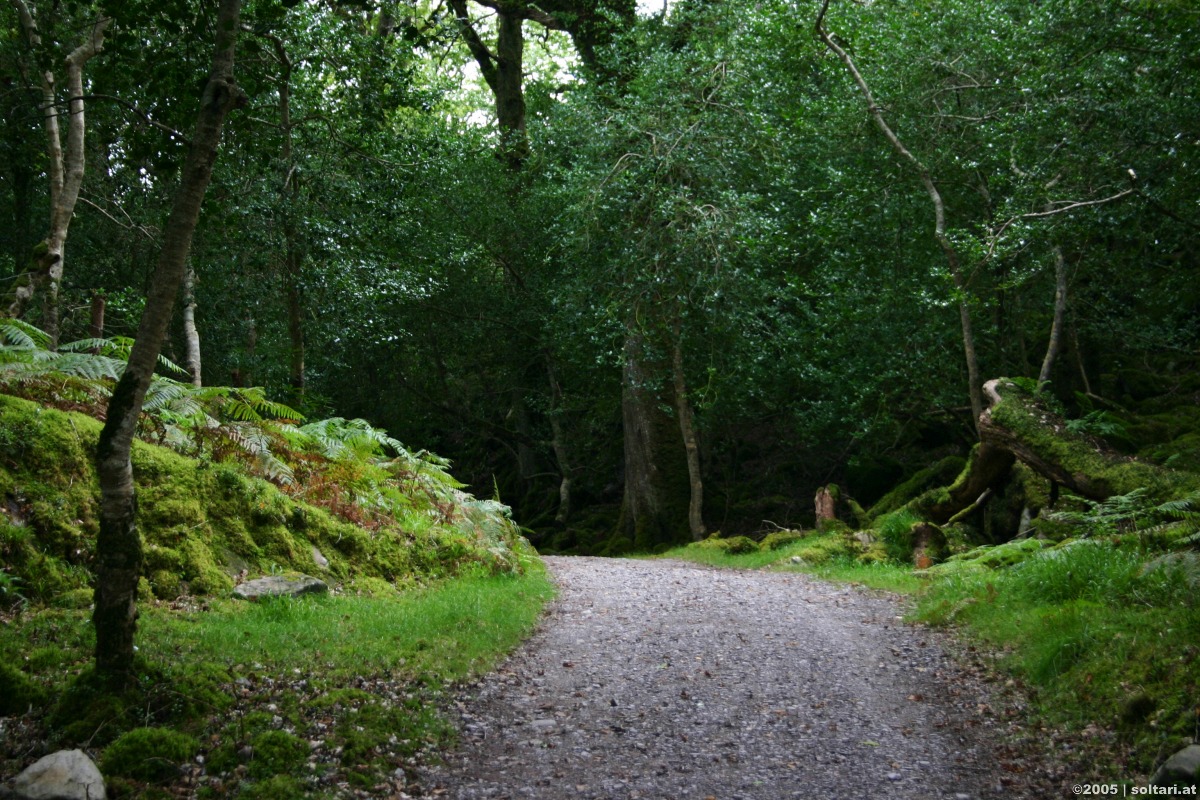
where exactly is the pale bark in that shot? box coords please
[814,486,837,526]
[816,0,984,432]
[1037,247,1068,389]
[5,2,109,348]
[182,266,202,386]
[94,0,242,682]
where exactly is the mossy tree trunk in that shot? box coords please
[978,378,1200,502]
[93,0,243,684]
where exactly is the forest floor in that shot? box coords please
[416,556,1074,799]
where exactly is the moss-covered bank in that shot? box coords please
[0,393,531,603]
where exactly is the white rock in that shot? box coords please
[10,749,106,800]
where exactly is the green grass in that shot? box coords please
[0,566,555,798]
[913,540,1200,777]
[140,569,554,680]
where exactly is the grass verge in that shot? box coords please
[652,532,921,593]
[0,565,555,799]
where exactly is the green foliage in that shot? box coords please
[245,729,308,780]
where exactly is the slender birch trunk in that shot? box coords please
[94,0,242,683]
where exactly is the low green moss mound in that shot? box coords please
[694,534,759,555]
[759,530,806,551]
[101,727,200,783]
[247,729,309,780]
[0,661,47,715]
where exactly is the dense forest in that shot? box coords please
[2,0,1199,793]
[3,0,1197,549]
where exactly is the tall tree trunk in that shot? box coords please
[546,359,573,525]
[671,319,705,540]
[5,2,109,348]
[1037,246,1068,389]
[816,0,984,433]
[93,0,242,683]
[618,321,692,550]
[264,31,306,399]
[448,0,528,169]
[182,265,202,386]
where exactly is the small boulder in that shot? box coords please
[310,546,329,570]
[1151,744,1200,787]
[232,575,328,601]
[8,749,106,800]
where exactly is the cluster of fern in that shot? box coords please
[0,319,516,550]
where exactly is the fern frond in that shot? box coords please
[0,318,51,349]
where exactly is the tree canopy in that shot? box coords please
[3,0,1197,556]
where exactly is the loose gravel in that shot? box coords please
[419,556,1046,799]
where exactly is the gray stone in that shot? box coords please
[1151,744,1200,787]
[9,749,106,800]
[232,574,328,600]
[311,546,329,570]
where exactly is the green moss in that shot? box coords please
[759,530,806,551]
[238,776,307,800]
[788,533,856,565]
[868,455,966,520]
[0,391,527,606]
[874,509,923,562]
[247,729,309,780]
[989,380,1200,502]
[932,537,1050,572]
[101,727,200,783]
[344,576,399,597]
[0,661,47,714]
[694,534,759,555]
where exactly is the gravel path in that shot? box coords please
[420,556,1035,799]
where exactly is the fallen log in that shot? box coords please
[978,378,1200,502]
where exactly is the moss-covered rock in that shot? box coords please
[786,533,857,565]
[695,534,759,555]
[759,530,806,551]
[0,393,529,604]
[931,537,1050,573]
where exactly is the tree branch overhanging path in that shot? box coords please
[814,0,985,434]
